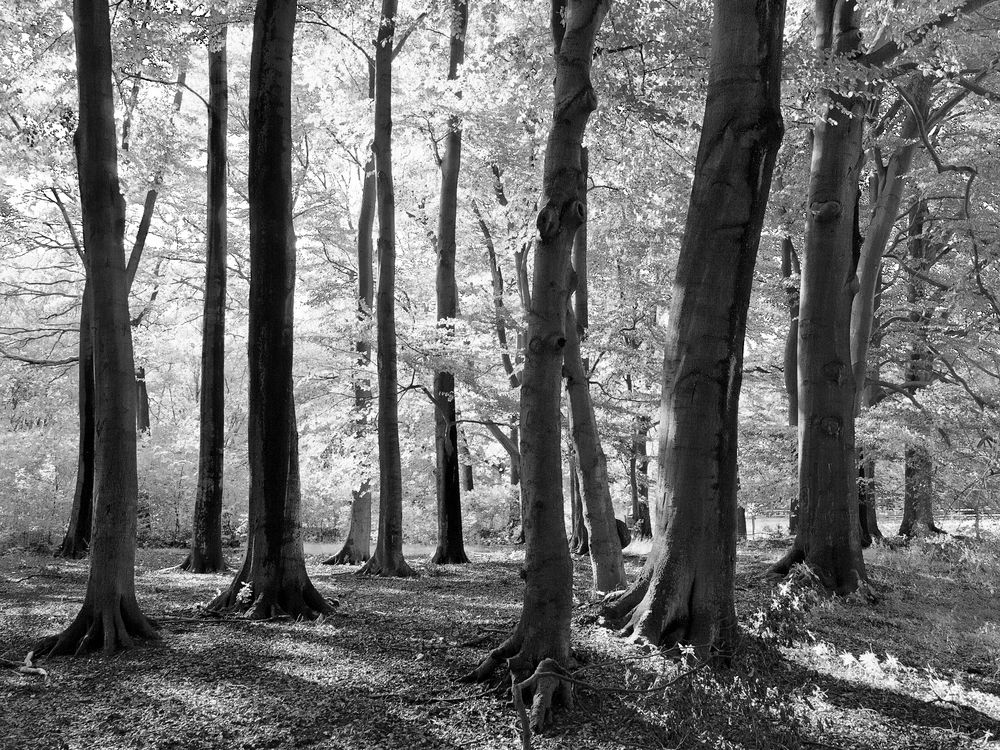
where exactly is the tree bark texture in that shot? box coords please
[209,0,332,618]
[36,0,158,655]
[563,146,626,591]
[770,0,867,594]
[604,0,785,655]
[899,200,941,537]
[781,237,800,427]
[359,0,414,578]
[184,20,229,574]
[466,2,609,727]
[568,449,589,555]
[431,0,470,565]
[57,280,95,559]
[326,66,377,568]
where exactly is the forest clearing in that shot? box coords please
[4,0,1000,748]
[3,540,999,750]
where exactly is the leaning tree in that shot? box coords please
[208,0,334,618]
[465,0,610,731]
[602,0,785,655]
[35,0,159,655]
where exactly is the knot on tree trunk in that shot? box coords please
[809,200,841,221]
[820,360,846,381]
[536,204,561,241]
[529,334,567,354]
[818,415,842,436]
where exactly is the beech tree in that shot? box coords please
[466,0,609,729]
[183,13,229,574]
[563,147,626,591]
[359,0,415,578]
[603,0,785,654]
[36,0,158,655]
[209,0,334,618]
[431,0,470,566]
[770,0,867,593]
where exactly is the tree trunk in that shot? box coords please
[781,237,800,427]
[465,1,609,728]
[325,148,376,566]
[36,0,158,655]
[460,431,475,491]
[183,18,229,574]
[134,366,150,433]
[57,280,95,559]
[568,449,589,555]
[209,0,333,618]
[603,0,785,656]
[563,146,626,592]
[564,303,626,589]
[898,199,942,538]
[359,0,414,578]
[770,1,867,594]
[737,507,747,541]
[431,0,470,566]
[625,374,651,541]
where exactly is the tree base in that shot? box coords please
[357,552,417,578]
[34,595,159,657]
[54,539,88,560]
[569,536,589,556]
[462,628,573,736]
[898,520,946,538]
[430,546,470,565]
[178,553,228,574]
[767,545,866,595]
[208,575,336,619]
[322,541,369,565]
[600,568,736,659]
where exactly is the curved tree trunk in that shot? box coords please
[431,0,470,566]
[770,1,867,594]
[568,450,589,555]
[183,19,229,574]
[563,146,626,591]
[465,0,609,730]
[603,0,785,657]
[359,0,414,578]
[57,281,95,559]
[36,0,158,655]
[209,0,333,618]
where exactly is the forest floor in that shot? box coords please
[1,535,999,750]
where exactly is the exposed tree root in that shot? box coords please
[768,546,866,596]
[207,576,337,620]
[178,553,228,574]
[33,595,159,657]
[2,653,49,683]
[357,552,416,578]
[898,520,947,538]
[511,658,573,749]
[322,541,369,565]
[430,547,470,565]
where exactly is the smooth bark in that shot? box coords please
[770,0,867,594]
[183,19,229,574]
[209,0,332,618]
[604,0,785,655]
[431,0,470,565]
[36,0,158,655]
[359,0,414,578]
[466,1,609,729]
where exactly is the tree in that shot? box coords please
[35,0,158,655]
[563,146,626,591]
[769,0,867,594]
[358,0,415,578]
[431,0,471,566]
[182,12,229,574]
[465,0,609,730]
[208,0,334,618]
[603,0,785,655]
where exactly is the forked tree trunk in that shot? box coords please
[465,0,609,729]
[57,281,95,559]
[325,72,377,567]
[603,0,785,656]
[431,0,470,565]
[36,0,158,655]
[209,0,333,618]
[563,146,626,592]
[359,0,414,578]
[183,18,229,574]
[770,1,867,594]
